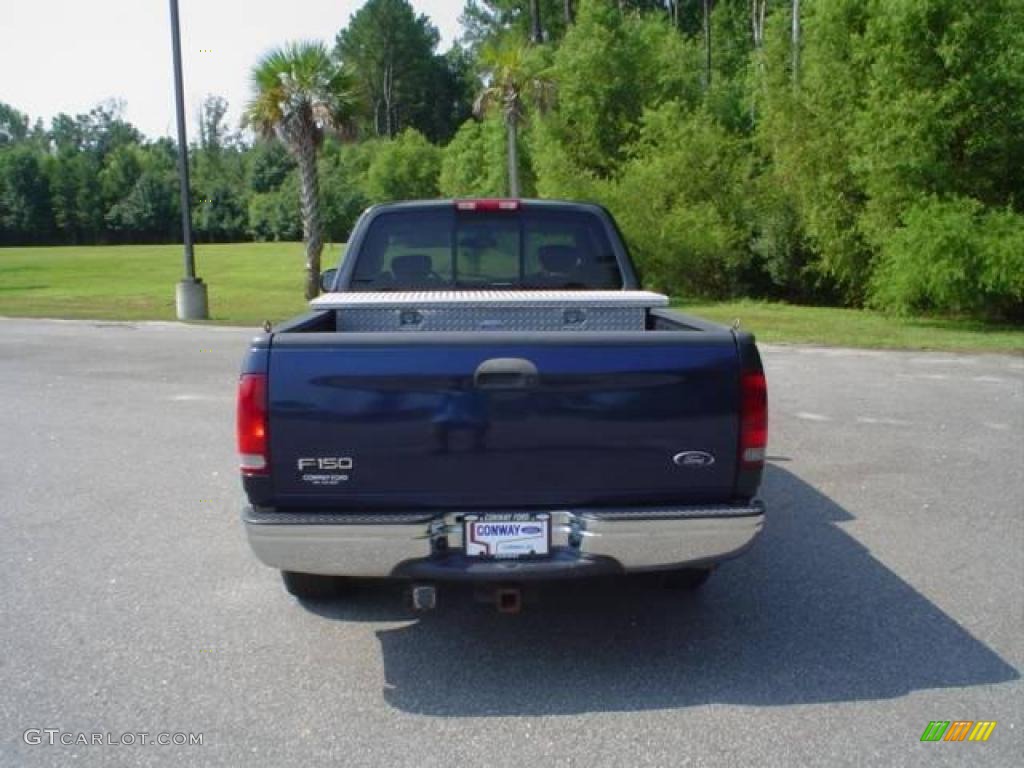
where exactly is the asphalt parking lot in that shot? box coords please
[0,317,1021,767]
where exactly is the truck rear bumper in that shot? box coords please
[242,503,764,580]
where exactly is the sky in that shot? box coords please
[0,0,464,139]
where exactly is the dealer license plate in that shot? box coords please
[464,513,551,559]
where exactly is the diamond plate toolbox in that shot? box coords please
[310,290,670,332]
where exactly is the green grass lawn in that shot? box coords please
[677,299,1024,353]
[0,243,324,325]
[1,243,1021,352]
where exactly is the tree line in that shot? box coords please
[1,0,1021,318]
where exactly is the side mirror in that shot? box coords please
[319,268,338,294]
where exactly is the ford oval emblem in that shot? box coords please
[673,451,715,468]
[521,525,543,535]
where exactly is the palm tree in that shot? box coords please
[244,42,357,299]
[703,0,713,90]
[529,0,543,43]
[474,39,554,198]
[791,0,801,88]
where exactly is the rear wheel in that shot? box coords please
[661,567,713,590]
[281,571,349,600]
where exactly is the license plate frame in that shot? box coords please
[464,513,551,560]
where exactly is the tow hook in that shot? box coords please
[495,586,523,614]
[410,583,437,612]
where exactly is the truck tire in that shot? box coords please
[662,567,713,590]
[281,571,347,600]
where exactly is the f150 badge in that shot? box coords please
[298,457,353,486]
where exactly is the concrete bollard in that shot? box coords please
[176,278,209,320]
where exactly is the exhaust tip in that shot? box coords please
[410,584,437,612]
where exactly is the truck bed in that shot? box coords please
[243,306,758,512]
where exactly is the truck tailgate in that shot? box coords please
[266,335,740,509]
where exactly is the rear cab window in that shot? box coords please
[349,206,624,291]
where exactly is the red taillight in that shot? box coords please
[740,371,767,468]
[237,373,268,475]
[455,198,520,212]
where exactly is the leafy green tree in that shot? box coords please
[106,171,180,242]
[0,102,29,146]
[197,95,236,154]
[746,173,820,301]
[244,41,358,299]
[756,0,1024,305]
[755,0,873,300]
[192,96,249,242]
[599,105,751,296]
[49,102,142,158]
[248,140,296,193]
[99,145,143,207]
[440,117,509,197]
[852,0,1024,242]
[336,0,470,142]
[105,143,180,242]
[248,174,302,242]
[42,103,147,244]
[541,0,643,177]
[194,178,248,242]
[462,1,553,50]
[534,1,704,186]
[47,150,79,240]
[363,129,441,202]
[461,0,622,50]
[47,150,105,243]
[427,46,476,144]
[97,144,148,242]
[870,197,1024,318]
[319,140,372,241]
[0,146,54,243]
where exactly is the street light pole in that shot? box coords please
[169,0,208,320]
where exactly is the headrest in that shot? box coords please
[538,245,578,274]
[391,253,433,278]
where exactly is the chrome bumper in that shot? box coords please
[243,503,764,579]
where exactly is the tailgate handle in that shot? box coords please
[474,358,539,390]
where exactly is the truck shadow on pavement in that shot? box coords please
[304,465,1019,716]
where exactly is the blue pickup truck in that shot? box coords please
[237,199,767,611]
